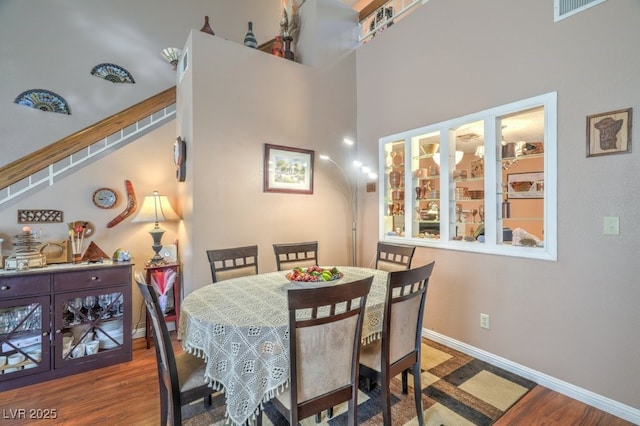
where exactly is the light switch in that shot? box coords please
[603,216,619,235]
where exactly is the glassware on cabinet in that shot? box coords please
[61,290,126,361]
[0,303,44,376]
[83,296,96,321]
[69,297,82,325]
[98,294,112,319]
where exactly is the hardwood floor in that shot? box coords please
[0,335,633,425]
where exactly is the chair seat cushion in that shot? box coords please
[176,352,208,392]
[216,266,257,282]
[376,260,409,272]
[359,339,382,372]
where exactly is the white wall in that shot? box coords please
[178,19,358,295]
[356,0,640,410]
[0,0,283,167]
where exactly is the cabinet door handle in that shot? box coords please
[55,329,62,334]
[91,276,99,281]
[0,285,9,291]
[42,332,49,337]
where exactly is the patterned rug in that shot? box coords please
[183,339,536,426]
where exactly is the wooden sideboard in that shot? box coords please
[0,262,132,391]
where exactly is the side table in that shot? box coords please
[145,262,180,349]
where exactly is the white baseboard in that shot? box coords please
[132,322,175,340]
[422,329,640,425]
[132,327,146,340]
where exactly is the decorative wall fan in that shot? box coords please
[14,89,71,114]
[90,63,135,83]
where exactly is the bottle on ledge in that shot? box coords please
[244,21,258,48]
[200,16,215,36]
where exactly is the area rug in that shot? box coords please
[183,339,536,426]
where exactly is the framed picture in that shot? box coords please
[507,172,544,199]
[586,108,632,157]
[264,144,314,194]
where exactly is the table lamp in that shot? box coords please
[132,191,180,264]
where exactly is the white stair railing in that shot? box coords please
[359,0,423,43]
[0,103,176,208]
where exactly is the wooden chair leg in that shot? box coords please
[412,363,424,426]
[364,377,374,391]
[160,385,168,426]
[203,394,212,407]
[381,374,392,426]
[402,369,408,394]
[328,407,334,418]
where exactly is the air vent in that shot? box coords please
[554,0,607,22]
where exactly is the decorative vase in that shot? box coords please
[158,294,168,315]
[244,22,257,48]
[271,35,284,57]
[389,170,401,188]
[283,36,294,61]
[200,16,215,36]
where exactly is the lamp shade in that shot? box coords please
[161,47,182,69]
[132,191,180,224]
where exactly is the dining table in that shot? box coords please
[177,266,389,426]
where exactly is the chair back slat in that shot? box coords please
[273,241,318,271]
[375,242,416,272]
[207,245,258,283]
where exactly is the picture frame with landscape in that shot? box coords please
[263,144,314,194]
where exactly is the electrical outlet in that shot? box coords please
[603,216,619,235]
[480,313,490,329]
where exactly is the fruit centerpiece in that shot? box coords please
[285,265,343,282]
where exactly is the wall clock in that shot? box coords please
[92,187,118,209]
[174,136,186,182]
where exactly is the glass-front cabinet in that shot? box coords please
[0,296,50,380]
[55,289,125,366]
[379,92,557,260]
[382,139,406,236]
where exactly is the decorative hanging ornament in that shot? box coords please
[90,63,135,83]
[14,89,71,115]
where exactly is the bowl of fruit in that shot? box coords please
[285,265,343,284]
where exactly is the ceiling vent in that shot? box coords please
[554,0,607,22]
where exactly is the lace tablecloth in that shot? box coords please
[178,266,388,426]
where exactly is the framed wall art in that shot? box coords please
[586,108,632,157]
[264,144,314,194]
[507,172,544,199]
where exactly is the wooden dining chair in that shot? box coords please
[135,272,220,426]
[206,245,258,283]
[273,241,318,271]
[263,275,374,426]
[359,261,435,426]
[375,241,416,272]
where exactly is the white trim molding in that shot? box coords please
[423,329,640,425]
